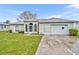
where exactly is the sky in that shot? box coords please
[0,4,79,22]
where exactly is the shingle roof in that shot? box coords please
[0,22,4,24]
[0,22,9,25]
[10,21,24,25]
[23,19,38,22]
[0,18,78,25]
[38,18,77,23]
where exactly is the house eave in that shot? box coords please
[38,21,75,23]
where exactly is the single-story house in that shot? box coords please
[0,12,79,35]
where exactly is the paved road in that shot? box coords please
[36,35,79,55]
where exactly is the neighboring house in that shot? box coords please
[0,12,79,35]
[0,22,10,31]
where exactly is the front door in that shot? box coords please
[29,23,33,33]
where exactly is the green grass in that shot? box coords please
[0,32,42,55]
[78,31,79,36]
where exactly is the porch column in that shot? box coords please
[24,23,26,33]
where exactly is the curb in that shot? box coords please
[35,36,44,55]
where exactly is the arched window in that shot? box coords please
[34,24,37,32]
[29,23,33,25]
[29,23,33,32]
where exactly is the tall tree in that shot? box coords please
[16,11,37,21]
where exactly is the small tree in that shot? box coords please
[5,20,10,24]
[69,29,78,36]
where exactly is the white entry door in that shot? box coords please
[51,25,68,35]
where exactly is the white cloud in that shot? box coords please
[34,8,39,11]
[66,4,79,8]
[47,15,62,18]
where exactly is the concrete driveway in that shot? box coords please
[36,35,79,55]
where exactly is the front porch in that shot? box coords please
[24,22,38,34]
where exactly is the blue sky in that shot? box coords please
[0,4,79,22]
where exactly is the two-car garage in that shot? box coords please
[39,23,69,35]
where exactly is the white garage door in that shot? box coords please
[51,25,68,35]
[39,24,68,35]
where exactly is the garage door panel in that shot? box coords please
[39,24,44,34]
[44,24,51,34]
[51,25,68,34]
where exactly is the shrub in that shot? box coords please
[18,31,24,33]
[8,30,12,33]
[69,29,78,36]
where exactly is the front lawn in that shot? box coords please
[0,32,42,55]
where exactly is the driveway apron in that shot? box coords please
[36,35,78,55]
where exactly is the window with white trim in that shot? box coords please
[34,24,37,32]
[29,23,33,32]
